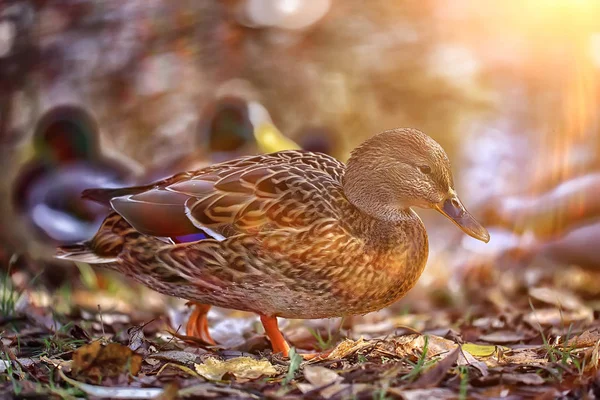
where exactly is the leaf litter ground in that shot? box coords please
[2,264,600,399]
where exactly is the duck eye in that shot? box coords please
[418,165,432,174]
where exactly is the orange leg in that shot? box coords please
[260,315,290,357]
[186,302,216,345]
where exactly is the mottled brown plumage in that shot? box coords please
[57,128,489,356]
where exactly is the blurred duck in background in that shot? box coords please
[12,105,139,248]
[463,129,600,291]
[479,169,600,271]
[145,94,301,180]
[294,125,338,156]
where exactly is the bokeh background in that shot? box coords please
[1,0,600,316]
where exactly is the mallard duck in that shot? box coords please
[12,105,138,245]
[146,96,300,180]
[57,128,489,356]
[477,172,600,270]
[480,173,600,239]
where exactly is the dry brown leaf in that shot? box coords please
[565,330,600,349]
[585,339,600,372]
[72,341,142,381]
[389,334,457,359]
[303,365,342,386]
[194,357,277,381]
[524,307,593,326]
[40,356,72,372]
[479,331,528,344]
[393,387,456,400]
[297,365,345,399]
[502,372,545,385]
[327,337,372,359]
[491,348,548,367]
[127,325,146,351]
[457,349,489,376]
[146,350,200,366]
[529,287,584,311]
[410,347,460,388]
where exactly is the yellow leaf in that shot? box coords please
[194,357,277,381]
[461,343,497,357]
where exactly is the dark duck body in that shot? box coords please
[57,128,489,356]
[13,105,135,245]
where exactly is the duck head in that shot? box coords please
[200,97,254,154]
[198,97,300,160]
[34,106,100,165]
[343,128,490,243]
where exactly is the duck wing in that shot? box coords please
[82,151,347,239]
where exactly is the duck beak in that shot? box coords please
[254,121,301,153]
[434,193,490,243]
[248,101,301,153]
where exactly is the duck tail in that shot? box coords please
[82,172,195,206]
[55,211,133,264]
[56,242,117,264]
[82,185,152,206]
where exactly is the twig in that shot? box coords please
[97,305,105,337]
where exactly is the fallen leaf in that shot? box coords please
[393,387,456,400]
[40,356,72,372]
[304,365,342,386]
[194,357,277,381]
[297,365,345,399]
[457,349,489,376]
[146,351,200,366]
[73,341,102,371]
[409,347,460,388]
[502,372,545,385]
[492,348,548,367]
[529,287,584,311]
[389,334,457,359]
[479,331,527,344]
[524,307,593,326]
[69,324,92,342]
[128,325,146,351]
[72,341,142,381]
[586,339,600,372]
[565,330,600,349]
[461,343,497,357]
[17,358,35,368]
[145,358,161,366]
[0,360,10,374]
[327,337,372,359]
